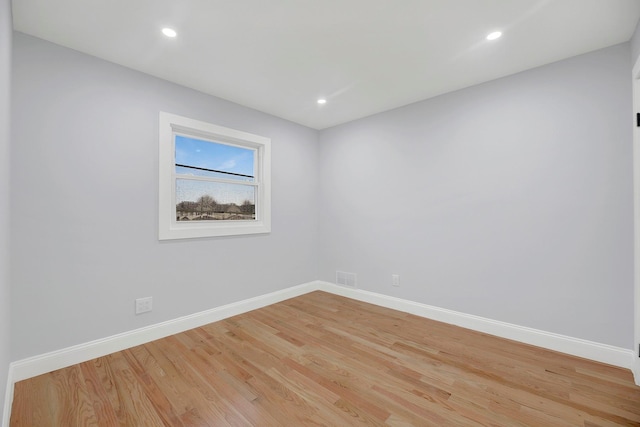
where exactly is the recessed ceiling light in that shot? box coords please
[317,98,327,105]
[162,28,177,38]
[486,31,502,41]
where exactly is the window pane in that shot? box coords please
[175,135,255,182]
[176,179,256,221]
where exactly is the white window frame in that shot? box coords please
[159,112,271,240]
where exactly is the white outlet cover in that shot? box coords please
[135,296,153,314]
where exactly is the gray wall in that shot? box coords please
[318,43,634,348]
[630,18,640,371]
[0,0,11,420]
[9,31,635,365]
[631,19,640,66]
[11,33,319,360]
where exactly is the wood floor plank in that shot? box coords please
[78,361,121,426]
[102,351,169,426]
[11,291,640,426]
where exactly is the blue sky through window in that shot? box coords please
[175,135,256,205]
[175,135,255,178]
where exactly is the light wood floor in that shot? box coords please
[10,291,640,426]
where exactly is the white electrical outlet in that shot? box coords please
[135,297,153,314]
[392,274,400,287]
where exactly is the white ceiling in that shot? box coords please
[11,0,640,130]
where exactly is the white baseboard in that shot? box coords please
[4,279,636,426]
[318,281,635,371]
[10,281,320,384]
[8,280,636,381]
[2,367,13,427]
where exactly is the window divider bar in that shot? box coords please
[174,174,259,187]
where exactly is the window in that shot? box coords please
[159,112,271,239]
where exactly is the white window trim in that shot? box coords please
[159,112,271,240]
